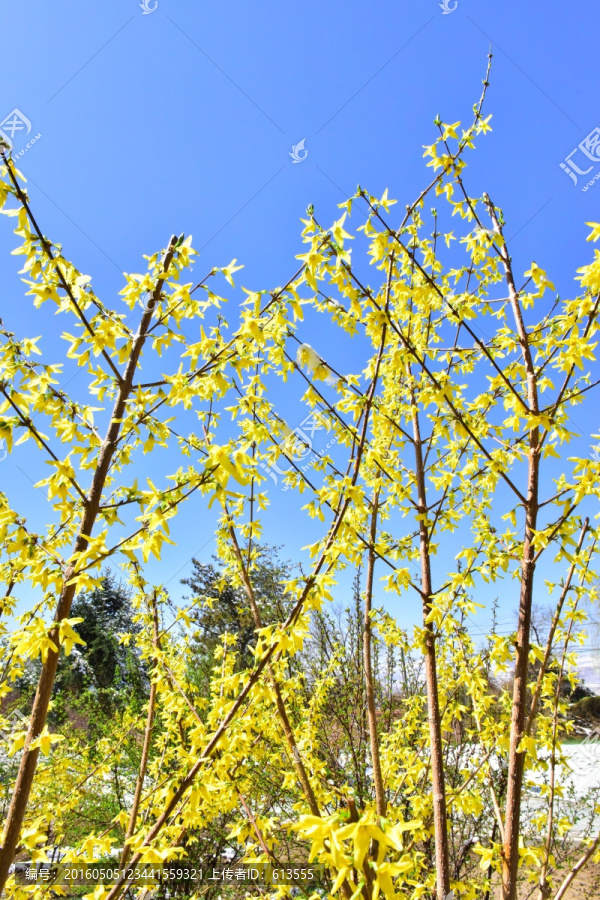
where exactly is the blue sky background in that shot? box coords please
[1,0,600,658]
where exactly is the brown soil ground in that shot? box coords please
[490,861,600,899]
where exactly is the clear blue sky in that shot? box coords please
[1,0,600,645]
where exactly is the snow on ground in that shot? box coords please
[525,743,600,837]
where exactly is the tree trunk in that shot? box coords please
[364,495,386,819]
[410,394,451,900]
